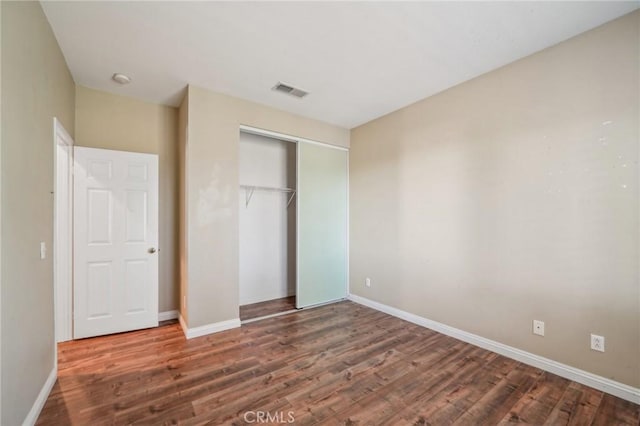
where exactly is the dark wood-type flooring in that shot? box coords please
[37,301,640,425]
[240,296,297,321]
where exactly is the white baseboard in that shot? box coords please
[348,293,640,404]
[178,315,241,339]
[158,310,179,321]
[22,365,57,426]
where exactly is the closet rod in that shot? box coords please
[240,185,296,208]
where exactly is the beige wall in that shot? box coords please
[1,2,76,424]
[75,86,179,312]
[184,86,349,327]
[350,11,639,387]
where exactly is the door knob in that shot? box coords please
[148,247,157,254]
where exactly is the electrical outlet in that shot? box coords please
[533,320,545,336]
[590,334,605,352]
[365,278,371,288]
[40,242,47,260]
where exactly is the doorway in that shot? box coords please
[239,131,297,321]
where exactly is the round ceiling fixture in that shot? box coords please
[112,73,131,85]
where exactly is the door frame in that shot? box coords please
[238,125,350,309]
[53,118,74,342]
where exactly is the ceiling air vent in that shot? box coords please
[272,82,308,98]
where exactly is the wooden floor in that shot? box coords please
[37,301,639,425]
[240,295,297,321]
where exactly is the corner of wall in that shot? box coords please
[177,87,189,326]
[0,2,3,421]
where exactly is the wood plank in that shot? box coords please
[400,352,510,424]
[497,371,571,424]
[591,392,640,426]
[451,362,540,425]
[544,382,605,426]
[36,301,640,425]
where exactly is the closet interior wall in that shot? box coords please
[239,132,296,305]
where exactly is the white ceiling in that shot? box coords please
[42,1,639,129]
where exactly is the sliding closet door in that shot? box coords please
[297,142,348,308]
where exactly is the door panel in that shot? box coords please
[87,261,113,319]
[124,259,148,313]
[297,142,348,308]
[87,189,112,244]
[74,147,158,339]
[88,159,112,179]
[127,163,148,181]
[125,190,148,242]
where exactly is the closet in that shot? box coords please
[238,127,348,321]
[239,131,297,320]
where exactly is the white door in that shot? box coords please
[74,147,159,339]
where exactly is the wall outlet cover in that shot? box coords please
[533,320,545,336]
[590,334,605,352]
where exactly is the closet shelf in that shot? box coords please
[240,184,296,208]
